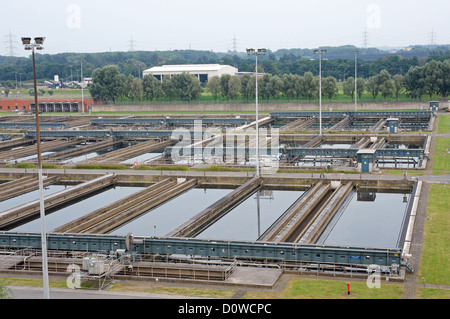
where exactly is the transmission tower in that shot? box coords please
[128,34,136,52]
[428,28,437,46]
[362,29,369,49]
[4,29,17,56]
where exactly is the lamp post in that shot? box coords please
[246,48,266,177]
[314,49,326,135]
[81,59,84,114]
[353,50,359,112]
[21,36,50,299]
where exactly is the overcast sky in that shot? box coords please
[2,0,450,56]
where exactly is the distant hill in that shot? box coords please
[1,44,449,85]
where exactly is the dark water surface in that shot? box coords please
[318,192,410,248]
[196,190,304,241]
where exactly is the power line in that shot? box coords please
[128,34,136,52]
[362,29,369,49]
[428,28,437,46]
[4,29,17,56]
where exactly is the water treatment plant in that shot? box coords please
[0,107,447,299]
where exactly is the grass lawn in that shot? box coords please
[432,114,450,174]
[417,287,450,299]
[0,276,236,299]
[381,169,425,176]
[418,183,450,286]
[244,278,403,299]
[108,282,235,298]
[437,114,450,134]
[432,137,450,174]
[9,85,443,104]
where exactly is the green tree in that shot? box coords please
[378,70,395,101]
[268,75,284,100]
[343,76,355,101]
[422,60,441,98]
[162,76,176,100]
[126,75,143,101]
[259,74,272,101]
[282,74,296,100]
[89,65,126,103]
[292,74,304,100]
[246,76,257,99]
[437,60,450,98]
[240,73,252,100]
[207,75,221,100]
[393,74,404,101]
[356,78,365,99]
[220,74,232,100]
[302,72,318,102]
[322,76,338,101]
[404,66,425,100]
[366,75,380,100]
[228,76,242,100]
[143,74,163,101]
[172,72,201,101]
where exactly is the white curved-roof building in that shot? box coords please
[143,64,238,83]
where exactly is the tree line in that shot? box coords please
[89,65,202,103]
[2,45,450,86]
[89,58,450,104]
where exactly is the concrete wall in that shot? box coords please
[92,101,430,113]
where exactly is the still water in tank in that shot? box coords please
[317,192,410,248]
[110,188,233,237]
[0,184,70,212]
[196,190,304,241]
[10,186,145,232]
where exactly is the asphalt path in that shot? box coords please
[8,285,204,299]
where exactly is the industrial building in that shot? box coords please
[142,64,239,83]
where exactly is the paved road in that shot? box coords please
[8,285,204,299]
[1,167,448,182]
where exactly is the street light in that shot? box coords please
[21,36,50,299]
[353,50,359,112]
[246,48,266,176]
[81,59,84,114]
[314,49,326,135]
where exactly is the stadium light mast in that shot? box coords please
[354,50,359,112]
[246,48,266,177]
[21,36,50,300]
[81,59,84,114]
[314,49,326,135]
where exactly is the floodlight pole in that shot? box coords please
[247,48,266,177]
[22,37,50,299]
[354,50,359,112]
[81,59,84,114]
[314,49,326,135]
